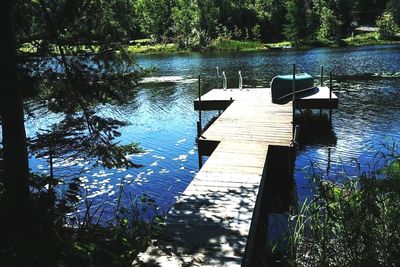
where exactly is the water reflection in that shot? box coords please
[28,45,400,215]
[296,111,337,147]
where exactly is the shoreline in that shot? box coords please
[128,33,400,55]
[19,34,400,56]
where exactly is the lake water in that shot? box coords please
[29,45,400,217]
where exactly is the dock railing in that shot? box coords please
[329,71,333,125]
[196,75,202,139]
[292,64,296,138]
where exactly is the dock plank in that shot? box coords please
[134,88,294,267]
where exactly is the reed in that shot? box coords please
[0,174,164,267]
[286,142,400,266]
[211,39,265,51]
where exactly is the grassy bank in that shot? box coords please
[127,42,181,54]
[125,34,400,54]
[283,144,400,266]
[343,32,400,46]
[210,39,267,51]
[19,33,400,56]
[128,39,269,53]
[126,39,289,53]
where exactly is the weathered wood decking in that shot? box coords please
[134,87,337,266]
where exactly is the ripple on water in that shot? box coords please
[27,47,400,217]
[141,76,198,84]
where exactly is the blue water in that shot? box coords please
[27,45,400,216]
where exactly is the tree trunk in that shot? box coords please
[0,0,30,218]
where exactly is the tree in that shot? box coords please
[215,0,235,29]
[356,0,388,25]
[284,0,307,44]
[112,0,142,40]
[387,0,400,25]
[1,0,148,224]
[269,0,287,41]
[172,0,199,47]
[13,0,147,169]
[0,0,30,219]
[335,0,356,38]
[377,11,400,40]
[0,3,34,265]
[317,5,340,41]
[306,0,323,42]
[135,0,174,43]
[231,2,258,39]
[1,1,149,264]
[197,0,219,45]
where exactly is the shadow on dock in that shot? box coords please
[137,185,259,266]
[136,146,298,267]
[135,84,339,266]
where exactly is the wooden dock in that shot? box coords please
[134,87,338,267]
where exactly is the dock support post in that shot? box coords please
[197,75,202,138]
[222,71,227,90]
[294,125,300,145]
[197,75,203,169]
[292,64,296,138]
[48,147,54,192]
[327,147,331,176]
[320,65,324,86]
[196,120,203,168]
[196,122,202,138]
[216,67,219,89]
[238,70,243,90]
[329,71,333,126]
[320,65,324,116]
[197,150,203,169]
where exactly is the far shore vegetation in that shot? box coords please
[18,32,400,56]
[126,32,400,54]
[1,0,400,266]
[17,0,400,56]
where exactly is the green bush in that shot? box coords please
[0,175,164,267]
[211,39,264,51]
[287,144,400,266]
[377,12,400,40]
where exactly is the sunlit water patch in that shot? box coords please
[141,75,198,84]
[27,45,400,218]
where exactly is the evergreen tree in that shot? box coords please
[377,11,400,39]
[284,0,307,43]
[215,0,236,30]
[306,0,323,42]
[317,5,340,41]
[6,0,148,206]
[270,0,287,41]
[172,0,199,47]
[335,0,356,38]
[253,0,270,40]
[197,0,219,45]
[1,0,30,227]
[135,0,174,43]
[387,0,400,25]
[356,0,388,25]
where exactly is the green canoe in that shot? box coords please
[271,73,315,103]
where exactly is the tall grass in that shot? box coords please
[287,143,400,266]
[343,32,400,46]
[211,39,265,51]
[0,173,164,267]
[127,43,181,54]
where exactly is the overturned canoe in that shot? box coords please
[271,73,315,103]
